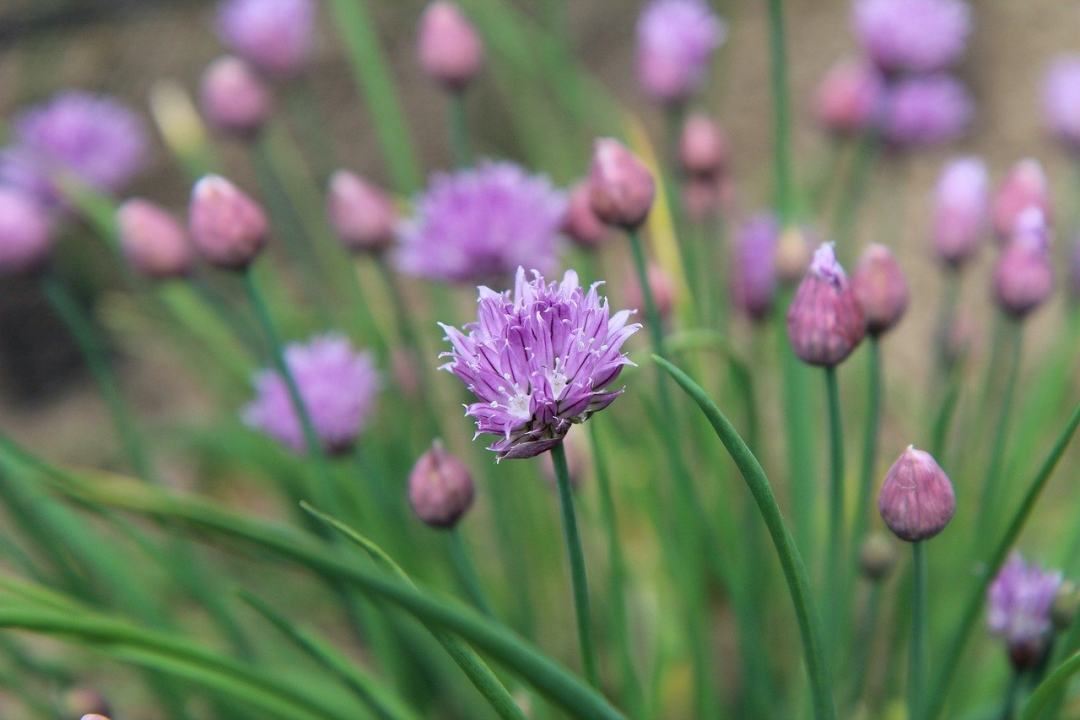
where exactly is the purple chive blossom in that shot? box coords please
[1043,55,1080,151]
[881,75,973,147]
[440,267,641,460]
[814,58,885,136]
[243,333,379,455]
[932,156,989,267]
[988,552,1063,669]
[731,213,780,322]
[852,0,971,74]
[396,161,566,284]
[636,0,727,104]
[1,91,148,204]
[216,0,316,78]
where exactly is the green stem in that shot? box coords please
[849,583,883,708]
[449,529,494,618]
[910,542,927,720]
[449,91,473,168]
[551,441,598,687]
[825,365,845,656]
[655,355,837,720]
[765,0,795,222]
[662,102,698,319]
[852,339,881,576]
[830,131,878,264]
[999,669,1022,720]
[628,228,667,356]
[975,320,1022,543]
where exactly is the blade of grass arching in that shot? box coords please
[1019,648,1080,719]
[654,355,837,720]
[924,400,1080,720]
[326,0,421,194]
[240,592,422,720]
[37,470,626,720]
[300,503,528,720]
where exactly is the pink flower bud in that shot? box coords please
[786,243,865,366]
[731,213,779,322]
[878,445,956,542]
[64,688,110,719]
[117,198,193,280]
[993,159,1052,240]
[814,58,884,136]
[417,1,484,91]
[679,113,729,179]
[188,175,268,271]
[993,208,1054,319]
[326,170,397,254]
[199,56,273,138]
[588,138,656,230]
[0,187,52,276]
[932,156,988,267]
[562,182,609,250]
[408,441,475,529]
[852,244,909,336]
[626,262,675,322]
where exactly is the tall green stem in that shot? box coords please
[999,669,1022,720]
[825,365,845,653]
[853,339,881,572]
[449,91,473,168]
[550,441,598,687]
[449,529,494,618]
[974,320,1022,542]
[765,0,795,222]
[910,542,927,720]
[831,132,878,264]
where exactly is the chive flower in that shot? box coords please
[0,188,53,276]
[731,213,780,322]
[199,56,273,138]
[814,58,885,137]
[188,175,269,271]
[1043,55,1080,152]
[877,445,955,542]
[216,0,316,78]
[881,75,973,147]
[417,1,484,91]
[786,243,865,367]
[243,333,380,455]
[993,208,1054,319]
[440,267,640,460]
[327,170,397,254]
[988,552,1063,670]
[852,0,971,74]
[635,0,727,105]
[409,441,475,528]
[852,244,909,336]
[117,198,194,280]
[396,161,566,284]
[993,158,1052,240]
[932,156,988,268]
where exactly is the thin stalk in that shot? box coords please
[849,583,883,708]
[824,365,845,655]
[662,102,699,318]
[449,529,494,618]
[910,541,927,720]
[830,131,878,264]
[779,298,818,569]
[551,441,598,687]
[448,91,473,168]
[765,0,796,222]
[999,669,1022,720]
[852,339,881,575]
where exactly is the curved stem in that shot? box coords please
[910,542,927,720]
[853,339,881,574]
[449,91,473,168]
[449,529,494,618]
[824,365,845,654]
[551,441,598,688]
[654,355,837,720]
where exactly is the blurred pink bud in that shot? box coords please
[932,156,988,267]
[1043,55,1080,151]
[117,198,193,280]
[327,170,397,254]
[216,0,316,78]
[417,1,484,91]
[64,688,111,718]
[626,262,675,322]
[993,159,1052,240]
[852,244,909,336]
[679,113,729,179]
[878,445,955,542]
[993,208,1054,319]
[814,58,884,136]
[562,182,609,250]
[0,187,52,276]
[786,243,865,366]
[408,441,475,529]
[731,213,779,322]
[200,56,273,138]
[588,138,656,230]
[188,175,268,271]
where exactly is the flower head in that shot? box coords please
[993,208,1054,319]
[243,334,379,454]
[852,244,909,336]
[993,159,1052,239]
[409,441,475,528]
[2,91,148,204]
[199,56,273,137]
[417,1,484,91]
[877,445,955,542]
[216,0,316,78]
[814,58,885,136]
[932,156,988,267]
[0,188,53,276]
[636,0,726,104]
[786,243,865,367]
[327,170,397,254]
[589,139,656,230]
[1043,55,1080,151]
[440,267,640,460]
[882,75,973,147]
[988,553,1063,669]
[188,175,269,270]
[679,113,729,180]
[396,161,566,284]
[731,213,779,322]
[852,0,971,74]
[117,199,193,280]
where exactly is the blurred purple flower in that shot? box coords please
[814,58,885,136]
[243,333,379,455]
[1043,55,1080,150]
[932,156,988,267]
[0,187,53,276]
[731,213,779,322]
[217,0,316,78]
[636,0,726,104]
[1,91,148,204]
[396,161,566,284]
[440,267,640,460]
[882,75,973,147]
[852,0,971,74]
[988,552,1062,668]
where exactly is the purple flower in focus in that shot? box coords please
[882,75,973,147]
[396,162,566,284]
[440,267,640,460]
[636,0,727,104]
[988,552,1063,669]
[243,334,379,454]
[1043,55,1080,151]
[852,0,971,74]
[2,92,148,204]
[731,213,779,322]
[217,0,316,78]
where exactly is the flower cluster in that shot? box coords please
[440,268,640,459]
[636,0,727,104]
[988,553,1063,669]
[216,0,316,78]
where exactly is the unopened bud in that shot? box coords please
[200,56,272,138]
[408,441,475,529]
[859,532,897,582]
[588,138,656,230]
[117,198,193,280]
[786,243,865,367]
[852,244,909,336]
[878,445,955,542]
[993,159,1052,240]
[327,170,397,254]
[562,182,609,250]
[417,1,484,91]
[679,113,729,179]
[188,175,268,271]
